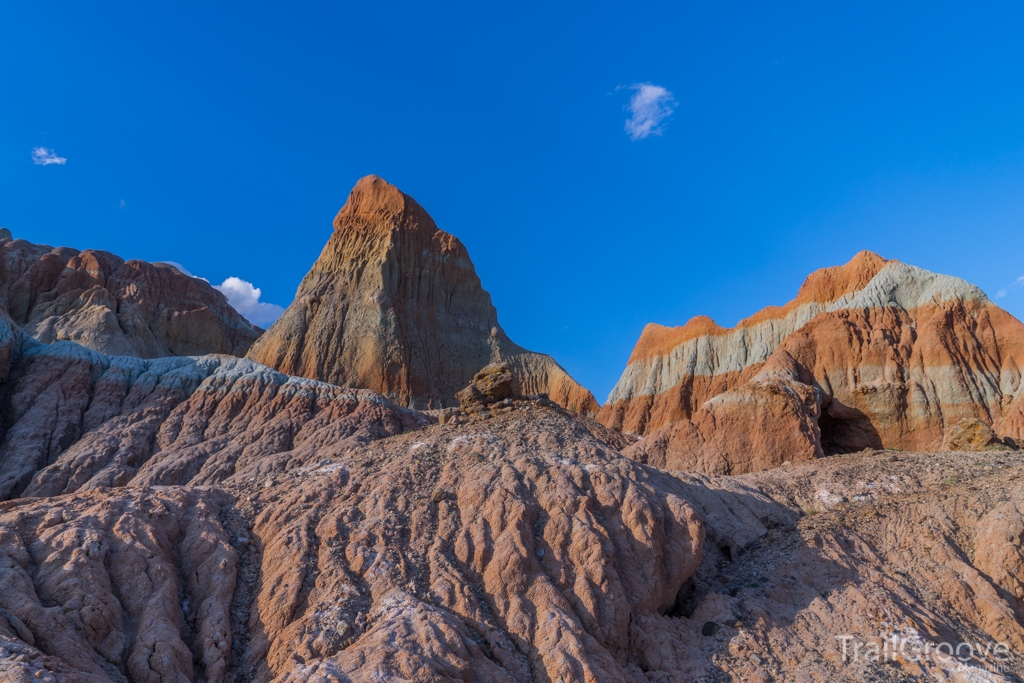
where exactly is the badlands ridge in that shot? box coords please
[0,176,1022,682]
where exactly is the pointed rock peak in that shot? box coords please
[334,175,427,232]
[247,177,597,413]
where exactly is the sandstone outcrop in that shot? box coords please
[245,175,598,414]
[608,252,1024,474]
[600,250,891,435]
[0,232,261,358]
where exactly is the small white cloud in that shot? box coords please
[214,276,285,327]
[32,147,67,165]
[996,275,1024,298]
[623,83,676,141]
[119,199,126,209]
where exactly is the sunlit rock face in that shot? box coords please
[602,251,1024,473]
[246,175,597,413]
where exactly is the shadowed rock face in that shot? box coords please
[0,234,261,358]
[606,252,1024,474]
[245,175,598,414]
[0,314,426,502]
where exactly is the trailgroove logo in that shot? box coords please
[835,632,1012,666]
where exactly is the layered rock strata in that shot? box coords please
[246,175,598,414]
[0,312,425,502]
[605,252,1024,473]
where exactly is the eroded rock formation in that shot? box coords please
[4,221,1024,681]
[0,232,261,358]
[0,314,425,501]
[245,175,598,414]
[600,250,891,435]
[606,252,1024,474]
[4,395,1024,681]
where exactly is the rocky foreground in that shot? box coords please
[2,391,1023,682]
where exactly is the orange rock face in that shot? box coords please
[606,252,1024,474]
[0,234,261,358]
[246,175,598,414]
[600,251,891,435]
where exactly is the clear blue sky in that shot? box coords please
[3,1,1024,401]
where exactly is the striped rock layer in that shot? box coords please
[0,232,261,358]
[0,307,425,502]
[246,175,598,413]
[601,251,1024,473]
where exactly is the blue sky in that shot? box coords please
[3,1,1024,400]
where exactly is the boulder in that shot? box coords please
[455,362,514,413]
[943,417,1012,452]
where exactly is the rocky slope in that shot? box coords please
[603,252,1024,474]
[599,251,891,436]
[0,310,425,502]
[2,394,1023,682]
[245,175,598,414]
[0,230,261,358]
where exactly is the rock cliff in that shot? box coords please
[605,252,1024,474]
[0,233,261,358]
[245,175,598,414]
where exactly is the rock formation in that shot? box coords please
[0,232,261,358]
[600,251,891,435]
[245,175,598,414]
[605,252,1024,474]
[0,313,425,501]
[455,362,514,413]
[5,220,1024,680]
[4,387,1024,681]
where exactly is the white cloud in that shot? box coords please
[119,199,126,209]
[31,147,67,165]
[997,275,1024,298]
[623,83,676,141]
[214,277,285,327]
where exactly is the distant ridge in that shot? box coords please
[602,251,1024,473]
[0,232,261,358]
